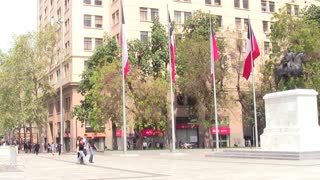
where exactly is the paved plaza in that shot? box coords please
[1,149,320,180]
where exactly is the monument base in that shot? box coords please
[261,89,320,152]
[205,149,320,160]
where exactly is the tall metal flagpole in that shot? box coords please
[210,17,219,151]
[167,5,176,152]
[58,15,64,153]
[121,0,127,154]
[248,17,259,148]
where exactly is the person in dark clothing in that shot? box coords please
[57,143,62,156]
[34,143,40,155]
[88,139,97,163]
[77,138,85,164]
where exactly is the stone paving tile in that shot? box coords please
[1,150,320,180]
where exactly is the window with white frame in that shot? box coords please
[84,15,91,27]
[95,16,103,28]
[84,37,92,50]
[264,41,270,54]
[151,8,159,21]
[244,18,249,30]
[269,1,275,12]
[261,0,267,12]
[174,11,182,24]
[95,0,102,5]
[234,0,240,8]
[262,21,268,32]
[184,12,192,22]
[95,38,103,47]
[140,8,148,21]
[140,31,148,42]
[84,0,91,4]
[243,0,249,9]
[235,18,241,30]
[294,5,299,16]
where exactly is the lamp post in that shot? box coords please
[57,18,64,152]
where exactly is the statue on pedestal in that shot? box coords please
[275,52,306,89]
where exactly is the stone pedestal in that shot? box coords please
[261,89,320,152]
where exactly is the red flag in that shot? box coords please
[243,24,260,80]
[210,21,219,84]
[168,12,176,83]
[121,2,130,78]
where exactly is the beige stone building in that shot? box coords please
[37,0,320,151]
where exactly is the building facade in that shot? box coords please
[37,0,320,151]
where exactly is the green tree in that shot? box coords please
[0,26,56,144]
[177,11,229,148]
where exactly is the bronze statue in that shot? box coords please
[275,52,306,89]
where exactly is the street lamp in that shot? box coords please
[57,18,64,152]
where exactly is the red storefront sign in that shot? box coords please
[141,128,163,137]
[210,127,230,135]
[116,130,122,137]
[176,124,199,129]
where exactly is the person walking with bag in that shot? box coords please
[88,139,97,163]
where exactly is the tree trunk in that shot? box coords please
[23,126,26,143]
[29,123,33,144]
[112,122,118,150]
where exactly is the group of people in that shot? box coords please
[46,142,62,156]
[77,135,97,165]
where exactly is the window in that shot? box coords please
[262,21,268,32]
[56,69,60,80]
[140,31,148,42]
[112,13,116,25]
[95,0,102,5]
[64,18,69,31]
[64,63,69,77]
[206,0,220,5]
[65,41,69,50]
[140,8,148,21]
[264,41,270,54]
[49,103,54,115]
[184,12,192,22]
[56,100,61,113]
[214,0,221,5]
[65,97,71,112]
[269,1,275,12]
[84,15,91,27]
[244,18,249,30]
[234,0,240,8]
[205,0,212,4]
[151,8,159,21]
[261,0,267,12]
[95,16,103,28]
[65,121,70,133]
[235,18,241,30]
[116,10,119,24]
[243,0,249,9]
[216,15,222,27]
[294,5,299,16]
[174,11,182,24]
[95,38,103,47]
[84,0,91,4]
[286,4,292,15]
[84,37,92,51]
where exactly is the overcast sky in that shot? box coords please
[0,0,37,52]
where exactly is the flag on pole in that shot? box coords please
[210,20,219,84]
[121,2,130,78]
[168,12,176,83]
[243,24,260,80]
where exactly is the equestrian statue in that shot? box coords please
[275,52,306,89]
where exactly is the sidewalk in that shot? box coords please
[1,150,320,180]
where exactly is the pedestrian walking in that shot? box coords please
[34,143,40,155]
[88,139,97,163]
[57,143,62,156]
[51,142,55,156]
[77,137,85,164]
